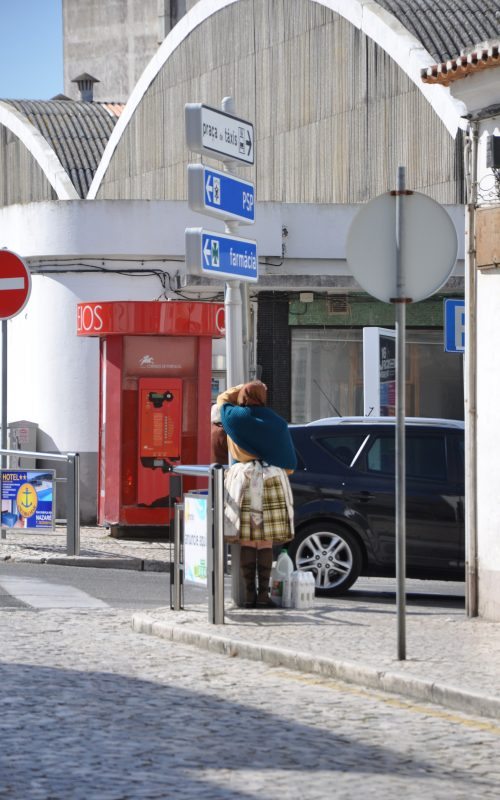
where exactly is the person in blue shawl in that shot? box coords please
[217,381,296,607]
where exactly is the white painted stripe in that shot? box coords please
[0,278,24,291]
[0,576,108,609]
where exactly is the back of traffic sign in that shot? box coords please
[0,250,31,320]
[346,191,457,303]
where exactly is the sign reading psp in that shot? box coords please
[187,164,254,224]
[444,299,465,353]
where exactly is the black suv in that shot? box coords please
[288,417,465,595]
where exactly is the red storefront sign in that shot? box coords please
[77,300,225,337]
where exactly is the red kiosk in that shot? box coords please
[77,300,225,536]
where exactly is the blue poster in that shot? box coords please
[1,470,55,530]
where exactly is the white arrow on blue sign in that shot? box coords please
[444,298,465,353]
[185,228,258,282]
[188,164,255,224]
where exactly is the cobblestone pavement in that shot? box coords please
[0,526,172,569]
[135,598,500,720]
[2,527,500,721]
[0,607,499,799]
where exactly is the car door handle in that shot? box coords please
[351,491,376,502]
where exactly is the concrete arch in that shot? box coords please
[0,102,80,201]
[88,0,467,199]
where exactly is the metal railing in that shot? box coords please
[171,464,225,624]
[0,448,80,556]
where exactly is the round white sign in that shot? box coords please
[346,191,458,304]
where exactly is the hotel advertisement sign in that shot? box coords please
[1,470,55,530]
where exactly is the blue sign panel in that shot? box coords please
[187,164,254,224]
[1,469,55,530]
[185,228,258,282]
[444,299,465,353]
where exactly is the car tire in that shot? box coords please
[288,523,362,596]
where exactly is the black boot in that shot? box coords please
[256,548,275,607]
[240,546,257,608]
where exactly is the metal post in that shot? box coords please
[221,95,248,609]
[173,502,183,611]
[1,321,6,539]
[207,468,215,623]
[207,465,225,624]
[395,166,407,660]
[225,280,245,386]
[66,452,80,556]
[213,464,225,624]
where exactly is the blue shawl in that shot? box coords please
[220,404,297,470]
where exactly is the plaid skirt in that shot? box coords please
[238,475,293,544]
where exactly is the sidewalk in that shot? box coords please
[1,526,500,721]
[0,525,171,571]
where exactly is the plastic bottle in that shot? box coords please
[291,570,316,609]
[303,571,316,608]
[271,548,294,607]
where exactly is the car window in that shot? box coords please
[316,434,367,467]
[366,436,395,474]
[366,434,448,480]
[407,436,447,480]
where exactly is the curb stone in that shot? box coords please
[131,612,500,722]
[1,554,169,571]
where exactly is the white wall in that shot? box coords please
[475,113,500,619]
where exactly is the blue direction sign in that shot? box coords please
[444,298,465,352]
[185,228,258,282]
[188,164,254,224]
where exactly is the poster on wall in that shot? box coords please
[363,327,396,416]
[1,470,55,530]
[378,334,396,416]
[183,493,208,585]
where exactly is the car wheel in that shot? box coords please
[288,523,362,596]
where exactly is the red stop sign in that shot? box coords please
[0,250,31,320]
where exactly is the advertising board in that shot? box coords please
[183,493,208,586]
[1,470,55,530]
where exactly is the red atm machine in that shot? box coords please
[77,300,225,536]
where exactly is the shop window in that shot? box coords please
[291,329,463,424]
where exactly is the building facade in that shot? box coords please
[0,1,495,543]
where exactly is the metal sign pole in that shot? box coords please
[1,320,7,467]
[220,96,248,609]
[346,168,457,662]
[1,321,6,539]
[394,166,407,661]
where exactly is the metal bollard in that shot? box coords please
[66,452,80,556]
[172,502,183,611]
[212,464,225,624]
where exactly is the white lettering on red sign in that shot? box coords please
[77,304,104,333]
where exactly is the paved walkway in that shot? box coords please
[1,526,499,721]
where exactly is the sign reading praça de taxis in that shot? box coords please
[185,103,254,165]
[1,469,55,530]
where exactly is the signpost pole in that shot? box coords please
[346,171,457,662]
[221,96,248,608]
[394,166,407,661]
[1,321,6,467]
[1,321,6,539]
